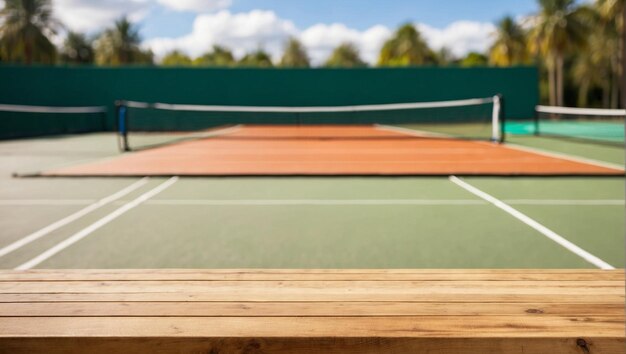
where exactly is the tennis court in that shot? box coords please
[0,125,623,270]
[1,96,624,353]
[38,124,622,176]
[0,67,624,271]
[20,97,620,177]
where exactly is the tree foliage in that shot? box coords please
[238,49,273,67]
[489,16,529,66]
[1,0,624,108]
[460,52,488,67]
[61,31,94,64]
[0,0,59,64]
[161,50,192,66]
[280,38,310,68]
[595,0,624,108]
[528,0,592,105]
[324,43,366,68]
[434,47,455,66]
[194,45,235,66]
[378,24,435,66]
[94,17,153,66]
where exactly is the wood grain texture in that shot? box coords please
[1,302,622,317]
[1,337,624,354]
[0,269,623,354]
[0,269,622,281]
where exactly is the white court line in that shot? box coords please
[182,124,243,139]
[504,199,624,206]
[0,178,149,259]
[376,124,624,171]
[1,198,622,206]
[374,124,452,139]
[144,199,486,206]
[504,143,624,171]
[15,177,178,270]
[449,176,614,270]
[0,199,96,205]
[132,199,623,206]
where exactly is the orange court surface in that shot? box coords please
[40,125,623,177]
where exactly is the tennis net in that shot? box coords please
[116,95,505,151]
[0,104,107,139]
[535,105,625,146]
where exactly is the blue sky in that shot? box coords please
[223,0,539,29]
[49,0,545,65]
[141,0,540,39]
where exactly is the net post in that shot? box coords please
[492,94,505,143]
[115,100,130,152]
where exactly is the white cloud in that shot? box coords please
[40,0,497,65]
[145,10,297,60]
[52,0,232,34]
[417,21,496,58]
[45,1,497,65]
[144,11,391,65]
[54,0,151,33]
[300,24,391,65]
[156,0,231,12]
[144,9,495,66]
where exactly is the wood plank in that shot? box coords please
[0,280,621,294]
[0,301,622,317]
[2,292,623,303]
[0,316,623,338]
[0,269,621,281]
[0,337,623,354]
[1,270,623,353]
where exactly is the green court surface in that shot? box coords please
[0,132,623,269]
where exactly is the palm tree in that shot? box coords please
[238,49,273,67]
[94,17,152,65]
[489,16,529,66]
[61,31,94,64]
[596,0,624,107]
[194,45,235,66]
[572,29,612,107]
[324,43,366,68]
[279,38,310,68]
[378,24,435,66]
[597,0,624,31]
[161,50,192,66]
[528,0,591,106]
[0,0,60,64]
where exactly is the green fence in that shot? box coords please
[0,65,538,138]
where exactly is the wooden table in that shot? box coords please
[0,269,623,353]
